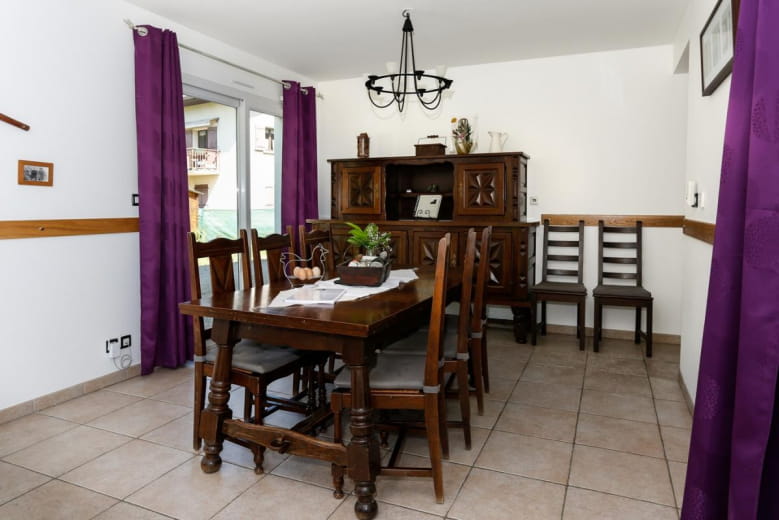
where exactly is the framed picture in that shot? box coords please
[700,0,740,96]
[414,194,442,220]
[18,160,54,187]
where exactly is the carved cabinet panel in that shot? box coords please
[411,231,459,268]
[455,162,506,217]
[479,229,513,294]
[339,166,382,216]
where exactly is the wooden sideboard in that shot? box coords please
[311,152,538,342]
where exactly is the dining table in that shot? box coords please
[179,267,458,520]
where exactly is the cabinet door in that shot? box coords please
[482,230,513,294]
[411,231,459,268]
[339,166,382,216]
[455,162,506,217]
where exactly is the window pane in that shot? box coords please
[250,111,280,237]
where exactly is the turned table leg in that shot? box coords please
[346,361,380,520]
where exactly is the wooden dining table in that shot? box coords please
[179,268,455,520]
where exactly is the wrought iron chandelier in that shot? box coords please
[365,10,453,112]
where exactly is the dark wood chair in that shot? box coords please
[593,220,654,357]
[530,219,587,350]
[189,233,309,474]
[330,234,452,503]
[297,225,336,277]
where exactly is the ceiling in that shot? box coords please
[127,0,688,81]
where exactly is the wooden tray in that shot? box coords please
[336,262,391,287]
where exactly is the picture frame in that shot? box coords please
[18,160,54,187]
[414,194,442,220]
[700,0,740,96]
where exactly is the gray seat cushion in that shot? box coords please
[333,354,426,391]
[531,281,587,295]
[204,339,302,374]
[381,330,458,358]
[593,284,652,300]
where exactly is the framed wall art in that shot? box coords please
[18,160,54,187]
[700,0,740,96]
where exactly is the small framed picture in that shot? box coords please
[18,160,54,187]
[414,194,442,220]
[700,0,740,96]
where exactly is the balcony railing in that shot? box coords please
[187,148,219,172]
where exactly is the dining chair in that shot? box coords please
[593,220,654,356]
[188,232,309,474]
[330,234,452,503]
[530,219,587,350]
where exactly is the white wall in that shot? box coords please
[316,45,688,334]
[0,0,311,410]
[675,0,731,402]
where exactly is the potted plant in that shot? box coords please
[345,222,391,259]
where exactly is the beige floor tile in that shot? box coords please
[127,458,260,520]
[0,461,50,505]
[533,333,584,352]
[265,409,309,429]
[148,381,193,407]
[141,412,197,453]
[0,480,116,520]
[106,367,193,398]
[476,430,572,484]
[521,363,584,387]
[331,496,443,519]
[569,445,675,506]
[531,348,587,368]
[487,357,527,381]
[510,381,582,412]
[93,502,170,519]
[563,486,677,519]
[61,439,192,499]
[39,390,142,424]
[0,414,78,457]
[655,400,692,429]
[88,399,191,437]
[668,461,687,508]
[575,414,664,458]
[267,373,297,397]
[580,389,657,423]
[448,397,504,430]
[648,343,681,363]
[449,467,565,520]
[592,339,644,359]
[650,377,685,402]
[375,453,469,516]
[489,328,532,350]
[213,474,342,519]
[661,426,691,463]
[586,356,647,377]
[478,377,517,402]
[4,425,130,477]
[402,426,490,466]
[273,454,353,493]
[584,370,651,397]
[496,402,577,442]
[220,438,289,473]
[647,360,680,380]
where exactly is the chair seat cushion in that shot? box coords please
[333,354,427,391]
[381,330,459,358]
[531,281,587,295]
[204,339,302,374]
[593,284,652,300]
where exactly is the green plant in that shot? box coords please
[345,222,391,253]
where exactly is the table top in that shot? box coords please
[179,268,448,339]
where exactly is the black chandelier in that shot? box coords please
[365,10,453,112]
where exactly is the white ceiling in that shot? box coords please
[127,0,688,81]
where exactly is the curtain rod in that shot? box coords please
[124,19,321,98]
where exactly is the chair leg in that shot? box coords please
[244,391,253,422]
[438,385,449,460]
[530,295,538,346]
[645,303,653,358]
[252,384,266,474]
[593,300,601,353]
[470,338,485,415]
[541,301,547,336]
[292,369,301,396]
[193,364,206,451]
[425,393,445,504]
[578,300,586,351]
[330,393,345,499]
[455,360,472,450]
[481,332,490,394]
[634,307,642,344]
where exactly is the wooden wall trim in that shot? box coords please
[682,218,715,244]
[540,214,685,227]
[0,218,139,240]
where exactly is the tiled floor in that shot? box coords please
[0,329,690,519]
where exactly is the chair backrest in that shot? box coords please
[298,225,336,275]
[423,234,451,390]
[598,220,643,286]
[242,226,295,286]
[541,219,584,284]
[471,226,493,337]
[455,229,478,357]
[187,233,251,355]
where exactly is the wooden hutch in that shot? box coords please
[309,151,538,342]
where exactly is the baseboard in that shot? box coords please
[0,364,142,425]
[486,319,680,345]
[679,372,695,414]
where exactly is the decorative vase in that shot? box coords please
[454,138,473,154]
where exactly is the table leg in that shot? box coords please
[347,362,380,520]
[200,320,237,473]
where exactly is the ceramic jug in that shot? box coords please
[488,131,508,153]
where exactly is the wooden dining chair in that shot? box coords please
[530,219,587,350]
[298,225,336,277]
[593,220,654,357]
[189,232,309,474]
[330,234,452,503]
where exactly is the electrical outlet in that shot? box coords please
[529,196,539,205]
[131,193,139,206]
[105,338,120,358]
[120,334,132,349]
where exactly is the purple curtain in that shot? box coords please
[281,81,319,231]
[682,1,779,518]
[133,25,193,375]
